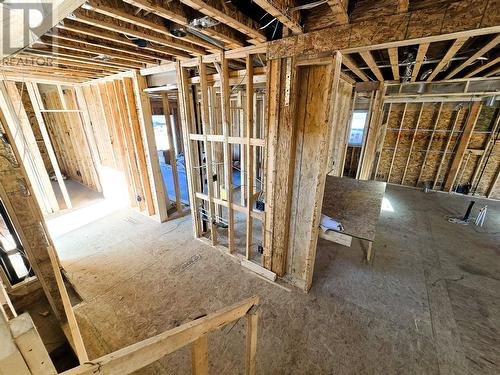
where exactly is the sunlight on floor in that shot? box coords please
[381,197,395,212]
[46,199,124,238]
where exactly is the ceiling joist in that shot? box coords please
[179,0,266,44]
[122,0,246,48]
[252,0,302,34]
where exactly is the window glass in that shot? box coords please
[348,111,368,146]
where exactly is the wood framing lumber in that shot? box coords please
[0,81,59,214]
[197,58,217,244]
[416,102,443,185]
[60,296,259,375]
[445,34,500,79]
[252,0,302,34]
[245,309,258,375]
[0,280,16,319]
[0,313,31,375]
[387,103,407,182]
[40,35,159,65]
[241,259,277,281]
[122,77,155,215]
[72,9,201,57]
[103,81,137,207]
[303,53,342,290]
[487,165,500,198]
[46,245,88,363]
[74,85,103,192]
[262,58,280,269]
[25,82,72,209]
[432,108,462,190]
[471,111,500,190]
[326,0,349,25]
[56,20,182,59]
[216,53,235,252]
[443,102,482,191]
[162,95,183,213]
[388,48,400,80]
[47,30,172,63]
[485,66,500,77]
[245,55,254,260]
[85,0,215,51]
[176,62,202,237]
[179,0,266,44]
[9,313,57,375]
[191,335,208,375]
[122,0,245,48]
[464,56,500,78]
[114,80,145,210]
[359,51,384,81]
[342,54,369,81]
[133,73,170,221]
[427,38,469,81]
[268,1,500,59]
[401,103,424,184]
[411,42,429,82]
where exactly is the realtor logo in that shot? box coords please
[0,1,53,58]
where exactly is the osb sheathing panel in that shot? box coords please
[0,121,64,318]
[268,0,499,59]
[376,101,500,197]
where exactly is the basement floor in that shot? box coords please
[53,185,500,375]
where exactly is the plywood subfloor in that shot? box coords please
[53,185,500,374]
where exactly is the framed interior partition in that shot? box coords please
[176,48,268,266]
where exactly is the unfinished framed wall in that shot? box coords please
[372,79,500,199]
[174,46,268,269]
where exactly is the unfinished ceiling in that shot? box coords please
[0,0,498,83]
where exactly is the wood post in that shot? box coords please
[133,72,170,221]
[191,334,208,375]
[443,102,482,191]
[198,58,218,245]
[46,244,88,363]
[122,77,155,215]
[245,55,255,260]
[162,94,183,213]
[245,310,258,375]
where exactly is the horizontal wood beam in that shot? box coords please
[464,55,500,78]
[388,47,400,80]
[342,54,369,81]
[122,0,245,48]
[61,296,259,375]
[252,0,302,34]
[48,29,173,62]
[22,49,127,71]
[411,42,429,81]
[86,0,216,51]
[30,43,143,69]
[58,19,185,59]
[445,34,500,79]
[16,53,122,73]
[40,36,157,66]
[359,51,384,81]
[426,37,468,81]
[180,0,266,44]
[71,9,203,56]
[268,0,500,59]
